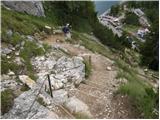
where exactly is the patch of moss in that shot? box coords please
[37,97,47,107]
[20,84,30,91]
[1,56,21,74]
[83,58,92,79]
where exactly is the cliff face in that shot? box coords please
[2,1,45,17]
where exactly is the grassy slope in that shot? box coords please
[1,7,55,36]
[1,7,52,79]
[72,31,158,118]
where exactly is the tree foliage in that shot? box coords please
[43,1,96,32]
[125,1,159,71]
[110,5,119,16]
[124,11,139,26]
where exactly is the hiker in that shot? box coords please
[62,23,71,39]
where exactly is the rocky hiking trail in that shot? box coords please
[42,35,138,118]
[1,33,138,119]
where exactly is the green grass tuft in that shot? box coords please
[1,56,22,75]
[83,58,92,79]
[116,59,159,118]
[1,89,15,115]
[37,97,47,107]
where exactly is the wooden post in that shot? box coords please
[47,74,53,98]
[89,56,91,66]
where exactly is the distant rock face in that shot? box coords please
[2,1,45,17]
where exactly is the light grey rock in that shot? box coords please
[8,70,15,76]
[32,55,85,90]
[7,55,11,59]
[15,51,20,56]
[2,90,58,119]
[54,56,85,85]
[0,80,18,92]
[2,1,45,17]
[49,77,64,90]
[14,57,23,65]
[11,47,15,51]
[53,29,63,34]
[52,89,68,104]
[64,96,92,118]
[1,75,18,92]
[74,44,80,48]
[45,25,51,30]
[19,75,36,89]
[6,29,13,37]
[2,48,12,55]
[26,35,34,41]
[106,66,112,71]
[21,41,25,46]
[32,56,56,72]
[52,44,60,49]
[79,46,85,50]
[1,74,10,80]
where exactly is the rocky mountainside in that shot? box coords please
[2,1,45,17]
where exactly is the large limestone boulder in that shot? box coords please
[64,96,92,118]
[2,1,45,17]
[52,89,68,104]
[19,75,36,89]
[2,90,58,119]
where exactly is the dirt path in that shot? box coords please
[42,35,138,118]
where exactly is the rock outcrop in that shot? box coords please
[64,96,92,118]
[19,75,36,89]
[32,55,85,91]
[2,90,59,119]
[2,1,45,17]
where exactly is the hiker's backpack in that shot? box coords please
[62,27,69,34]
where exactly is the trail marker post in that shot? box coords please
[47,74,53,98]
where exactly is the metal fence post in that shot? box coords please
[47,74,53,98]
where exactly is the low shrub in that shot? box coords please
[1,56,20,74]
[37,97,47,107]
[20,40,45,80]
[1,89,15,115]
[83,58,92,78]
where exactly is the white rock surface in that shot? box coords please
[52,89,68,104]
[64,96,92,118]
[2,90,58,119]
[2,1,45,17]
[1,79,17,92]
[19,75,36,89]
[1,48,12,55]
[32,55,85,90]
[8,70,15,76]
